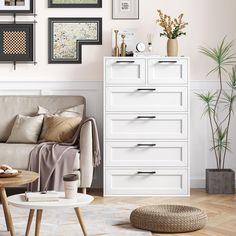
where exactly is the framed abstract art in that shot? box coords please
[112,0,139,20]
[48,0,102,8]
[48,18,102,64]
[0,24,33,62]
[0,0,33,13]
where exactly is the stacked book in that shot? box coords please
[25,191,60,202]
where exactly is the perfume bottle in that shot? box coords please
[147,33,154,53]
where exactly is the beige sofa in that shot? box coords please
[0,96,94,193]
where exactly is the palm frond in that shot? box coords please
[227,66,236,89]
[199,37,236,76]
[210,127,230,152]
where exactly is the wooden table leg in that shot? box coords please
[0,187,16,236]
[25,209,35,236]
[35,209,43,236]
[74,207,87,236]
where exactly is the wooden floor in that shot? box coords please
[89,189,236,236]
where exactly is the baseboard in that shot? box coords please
[190,179,205,188]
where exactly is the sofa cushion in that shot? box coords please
[38,105,84,142]
[7,115,44,144]
[38,104,84,118]
[0,96,85,142]
[0,143,80,170]
[40,116,82,143]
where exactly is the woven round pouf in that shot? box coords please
[130,205,207,233]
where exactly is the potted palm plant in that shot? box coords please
[197,38,236,194]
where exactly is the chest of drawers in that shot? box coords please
[103,57,190,196]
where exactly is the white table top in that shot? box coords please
[8,192,94,210]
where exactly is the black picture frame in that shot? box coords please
[48,18,102,64]
[48,0,102,8]
[112,0,139,20]
[0,24,33,62]
[0,0,34,13]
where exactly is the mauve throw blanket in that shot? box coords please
[28,117,101,192]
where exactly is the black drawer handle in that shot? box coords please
[158,61,177,63]
[137,144,156,147]
[137,116,156,119]
[116,61,135,64]
[137,171,156,175]
[137,88,156,92]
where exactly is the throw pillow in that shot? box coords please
[7,115,44,144]
[37,104,84,118]
[38,104,84,141]
[40,116,82,143]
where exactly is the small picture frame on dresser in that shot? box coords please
[112,0,139,20]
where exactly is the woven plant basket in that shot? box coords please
[130,205,207,233]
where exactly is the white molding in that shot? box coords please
[0,79,234,189]
[190,80,228,90]
[0,79,225,88]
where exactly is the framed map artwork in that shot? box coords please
[48,18,102,64]
[48,0,102,8]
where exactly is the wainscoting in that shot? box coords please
[0,80,235,188]
[0,81,103,188]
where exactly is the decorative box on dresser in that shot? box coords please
[104,57,190,196]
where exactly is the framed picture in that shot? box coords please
[48,0,102,8]
[0,0,33,13]
[0,24,33,62]
[112,0,139,20]
[0,24,34,62]
[49,18,102,64]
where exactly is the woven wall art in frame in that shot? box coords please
[0,24,33,62]
[48,18,102,64]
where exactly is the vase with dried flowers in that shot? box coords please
[157,10,188,56]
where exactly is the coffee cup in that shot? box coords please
[63,174,79,199]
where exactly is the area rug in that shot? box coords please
[0,203,152,236]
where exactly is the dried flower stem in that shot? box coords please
[157,10,188,39]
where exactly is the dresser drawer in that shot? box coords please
[148,58,188,84]
[106,141,188,167]
[106,87,188,112]
[105,58,146,85]
[105,114,188,140]
[105,168,188,196]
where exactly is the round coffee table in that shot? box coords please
[8,192,94,236]
[0,170,38,236]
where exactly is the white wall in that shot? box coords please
[1,0,236,81]
[0,0,236,188]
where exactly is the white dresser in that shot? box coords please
[103,57,190,196]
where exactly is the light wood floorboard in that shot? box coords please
[90,189,236,236]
